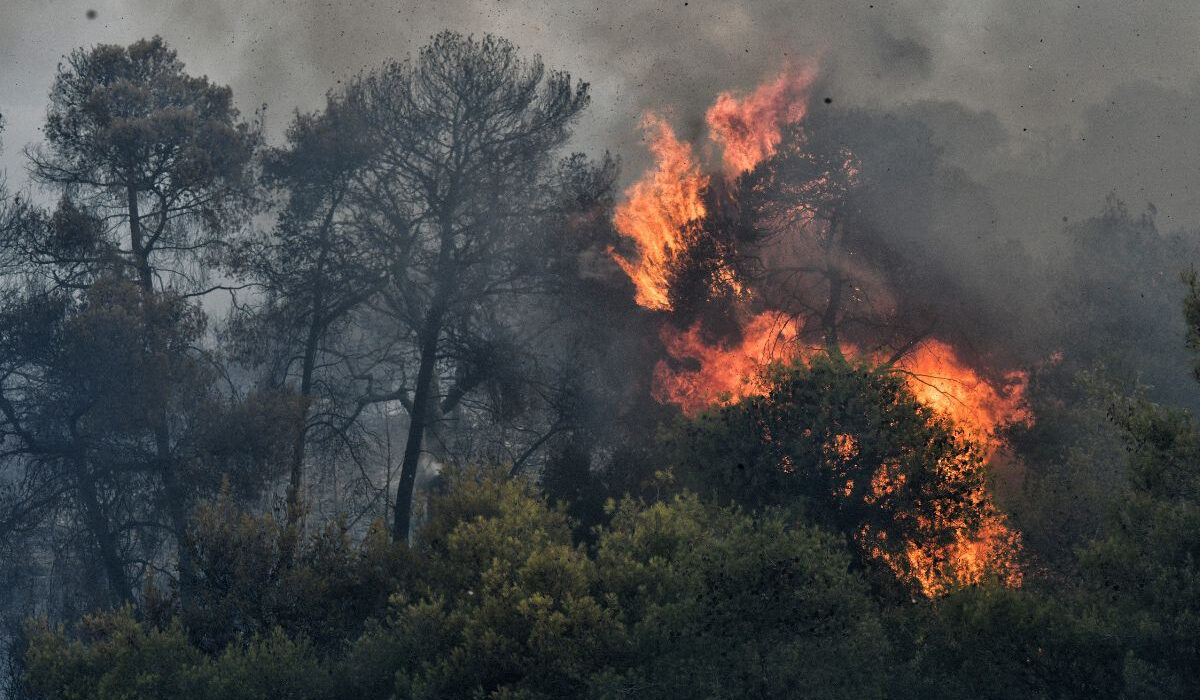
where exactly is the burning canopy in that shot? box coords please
[608,66,1030,595]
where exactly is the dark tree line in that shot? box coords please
[0,33,629,617]
[0,37,270,607]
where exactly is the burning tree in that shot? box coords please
[666,353,1022,597]
[607,68,1029,595]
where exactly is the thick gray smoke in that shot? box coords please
[4,1,1200,233]
[2,0,1198,399]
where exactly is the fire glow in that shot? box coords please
[706,67,817,175]
[612,67,1029,596]
[610,115,710,310]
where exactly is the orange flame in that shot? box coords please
[610,114,709,310]
[896,339,1030,461]
[657,329,1030,456]
[866,516,1024,598]
[706,67,817,174]
[611,68,816,309]
[652,311,798,414]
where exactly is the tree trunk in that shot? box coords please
[286,309,322,525]
[820,216,844,355]
[286,191,343,525]
[75,463,131,605]
[127,184,195,597]
[392,308,442,542]
[127,185,154,292]
[392,211,456,542]
[822,266,844,352]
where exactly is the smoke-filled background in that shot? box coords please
[5,0,1200,220]
[0,0,1196,548]
[5,1,1200,376]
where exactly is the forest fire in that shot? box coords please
[656,324,1030,460]
[706,66,817,174]
[609,115,711,310]
[895,339,1031,460]
[652,311,799,414]
[613,67,1029,596]
[7,17,1193,696]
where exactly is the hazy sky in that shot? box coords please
[4,1,1200,234]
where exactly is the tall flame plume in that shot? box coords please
[706,67,817,175]
[610,115,709,310]
[610,66,1030,596]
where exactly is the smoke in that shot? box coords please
[1,0,1198,399]
[0,1,1196,246]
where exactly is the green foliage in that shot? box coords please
[202,629,334,700]
[342,467,888,700]
[25,611,335,700]
[594,494,889,699]
[1076,396,1200,698]
[25,466,891,700]
[381,467,624,699]
[25,612,201,700]
[183,485,413,655]
[1003,364,1127,571]
[21,355,1200,700]
[889,584,1121,699]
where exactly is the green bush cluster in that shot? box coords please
[25,469,889,700]
[22,358,1200,699]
